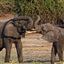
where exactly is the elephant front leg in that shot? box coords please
[5,39,12,62]
[51,45,57,64]
[51,47,55,64]
[51,42,58,64]
[15,40,23,63]
[57,47,63,63]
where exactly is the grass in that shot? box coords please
[32,62,45,64]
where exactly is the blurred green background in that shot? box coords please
[0,0,64,23]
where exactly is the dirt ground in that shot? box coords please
[0,14,61,64]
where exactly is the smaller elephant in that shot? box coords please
[34,15,64,64]
[38,23,64,64]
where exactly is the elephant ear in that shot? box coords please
[42,31,55,42]
[42,23,54,32]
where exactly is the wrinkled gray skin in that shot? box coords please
[40,23,64,64]
[0,15,39,63]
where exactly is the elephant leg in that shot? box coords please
[57,46,63,62]
[58,50,63,64]
[5,39,12,62]
[51,47,56,64]
[51,42,57,64]
[55,42,63,63]
[15,39,23,63]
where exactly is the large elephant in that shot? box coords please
[0,16,34,63]
[13,16,34,30]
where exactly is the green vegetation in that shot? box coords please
[32,62,45,64]
[0,0,64,23]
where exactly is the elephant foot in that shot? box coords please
[5,57,10,63]
[5,60,9,63]
[59,61,64,64]
[18,59,23,63]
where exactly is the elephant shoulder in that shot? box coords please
[4,23,18,36]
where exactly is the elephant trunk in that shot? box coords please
[34,15,41,32]
[26,16,33,30]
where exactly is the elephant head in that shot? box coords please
[12,16,33,31]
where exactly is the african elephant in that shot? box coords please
[40,23,64,64]
[0,15,40,63]
[34,15,64,64]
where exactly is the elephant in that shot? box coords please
[40,23,64,64]
[0,16,31,63]
[34,16,64,64]
[0,18,28,63]
[0,15,40,63]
